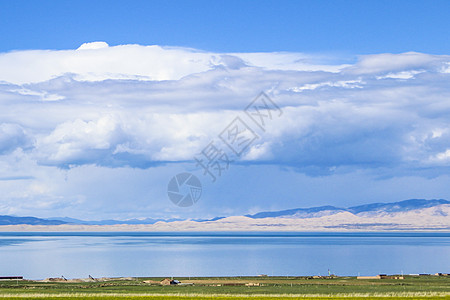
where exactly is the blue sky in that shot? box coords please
[1,0,449,54]
[0,1,450,220]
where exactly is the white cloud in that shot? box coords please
[36,115,125,167]
[242,142,273,160]
[0,44,449,172]
[0,43,348,85]
[346,52,449,74]
[77,41,109,50]
[376,70,424,80]
[233,52,349,72]
[9,87,65,101]
[442,63,450,73]
[431,149,450,162]
[288,79,364,92]
[1,43,450,218]
[0,123,32,154]
[0,45,211,84]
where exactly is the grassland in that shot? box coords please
[0,275,448,299]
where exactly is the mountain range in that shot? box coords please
[1,199,448,230]
[246,199,450,218]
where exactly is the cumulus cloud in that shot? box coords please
[0,44,348,85]
[0,43,449,175]
[77,41,110,50]
[346,52,448,75]
[36,115,126,167]
[0,123,32,155]
[0,42,450,219]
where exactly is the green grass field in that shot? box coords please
[0,275,449,299]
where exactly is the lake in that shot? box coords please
[0,232,448,279]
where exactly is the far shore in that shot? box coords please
[0,224,449,232]
[1,205,449,232]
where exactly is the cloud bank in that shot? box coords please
[1,43,449,170]
[0,42,450,218]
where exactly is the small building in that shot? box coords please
[357,274,403,280]
[160,278,181,285]
[245,282,260,286]
[44,277,67,282]
[160,278,171,285]
[143,280,160,284]
[357,275,381,279]
[0,276,23,281]
[387,275,404,280]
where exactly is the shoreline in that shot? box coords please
[0,224,449,232]
[0,275,448,298]
[1,204,448,232]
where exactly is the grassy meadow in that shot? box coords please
[0,275,449,299]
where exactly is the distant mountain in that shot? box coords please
[48,216,223,225]
[246,199,450,219]
[246,205,345,219]
[0,215,67,225]
[1,199,448,229]
[347,199,449,214]
[48,217,183,225]
[194,217,226,222]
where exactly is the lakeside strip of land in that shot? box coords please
[0,216,449,232]
[0,224,449,232]
[1,201,449,232]
[0,275,449,299]
[2,204,449,232]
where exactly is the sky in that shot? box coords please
[0,1,450,220]
[1,0,450,54]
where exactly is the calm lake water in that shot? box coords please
[0,232,448,279]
